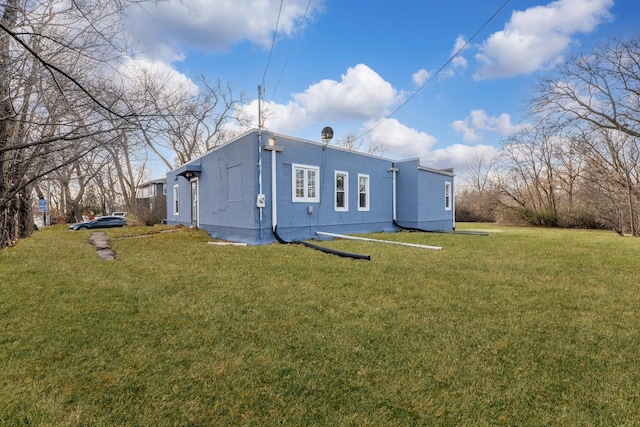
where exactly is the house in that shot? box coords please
[136,178,167,224]
[166,129,454,245]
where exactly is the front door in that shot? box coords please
[190,179,198,227]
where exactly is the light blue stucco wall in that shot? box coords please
[265,134,396,243]
[395,159,455,231]
[395,159,419,225]
[166,130,454,244]
[166,134,260,242]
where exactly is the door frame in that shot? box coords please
[190,178,199,228]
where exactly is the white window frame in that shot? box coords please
[357,174,370,211]
[334,170,349,212]
[445,181,452,210]
[173,184,180,215]
[292,163,320,203]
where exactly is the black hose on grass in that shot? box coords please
[273,226,371,260]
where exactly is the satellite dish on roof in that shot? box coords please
[321,126,334,144]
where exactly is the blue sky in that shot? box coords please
[125,0,638,179]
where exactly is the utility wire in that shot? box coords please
[261,0,285,91]
[269,0,314,102]
[355,0,512,142]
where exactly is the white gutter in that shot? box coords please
[316,231,442,250]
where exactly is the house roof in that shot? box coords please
[166,128,455,177]
[140,178,167,186]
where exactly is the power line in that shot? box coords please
[355,0,512,142]
[261,0,285,91]
[269,0,315,102]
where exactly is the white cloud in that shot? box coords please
[128,0,324,61]
[294,64,402,120]
[412,69,432,86]
[116,56,199,96]
[238,99,308,132]
[452,109,529,143]
[451,35,469,69]
[365,118,437,160]
[429,144,499,172]
[235,63,466,165]
[474,0,613,79]
[236,63,403,132]
[436,35,470,79]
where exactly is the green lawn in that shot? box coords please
[1,224,640,426]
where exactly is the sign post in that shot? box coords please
[38,198,47,226]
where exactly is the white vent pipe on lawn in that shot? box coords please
[316,231,442,250]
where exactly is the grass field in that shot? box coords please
[1,224,640,426]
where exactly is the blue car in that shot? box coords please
[69,216,127,230]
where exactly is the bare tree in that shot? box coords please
[125,72,249,167]
[574,127,640,234]
[333,132,386,156]
[455,152,500,222]
[532,35,640,140]
[498,125,561,226]
[334,133,363,151]
[0,0,154,248]
[529,33,640,234]
[465,151,499,194]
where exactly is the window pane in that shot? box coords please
[445,182,451,209]
[336,173,346,209]
[358,175,368,209]
[292,164,320,203]
[307,170,316,198]
[296,169,305,198]
[173,185,179,214]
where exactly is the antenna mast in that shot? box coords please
[257,85,263,130]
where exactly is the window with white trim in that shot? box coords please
[334,171,348,211]
[292,164,320,203]
[358,174,370,211]
[445,181,452,210]
[173,184,179,215]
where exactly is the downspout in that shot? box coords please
[389,162,399,222]
[271,144,277,231]
[389,162,417,231]
[258,131,264,239]
[263,136,282,232]
[257,86,264,239]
